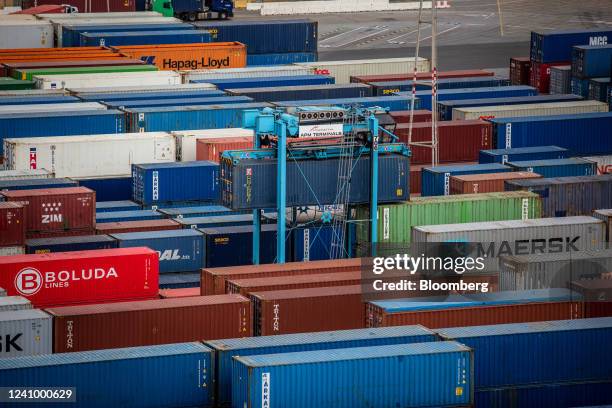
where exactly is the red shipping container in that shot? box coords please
[201,258,362,295]
[95,219,181,235]
[509,57,531,86]
[529,61,569,93]
[0,202,25,246]
[159,287,201,299]
[0,247,159,308]
[350,69,495,84]
[227,271,362,296]
[196,137,253,163]
[570,279,612,318]
[250,285,365,336]
[47,294,252,352]
[450,171,543,194]
[395,121,492,164]
[1,187,95,238]
[366,300,583,329]
[12,4,68,14]
[389,110,433,124]
[21,0,135,12]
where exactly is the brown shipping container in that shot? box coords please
[0,202,25,247]
[112,42,247,71]
[250,285,366,336]
[395,121,492,164]
[570,279,612,318]
[389,110,432,124]
[22,0,135,12]
[196,137,253,163]
[350,69,495,84]
[509,57,531,85]
[159,288,201,299]
[227,271,362,296]
[366,300,583,330]
[1,187,95,238]
[201,258,362,295]
[47,294,252,353]
[450,171,543,194]
[95,219,181,235]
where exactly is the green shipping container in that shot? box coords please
[0,78,35,90]
[14,65,159,81]
[355,191,542,245]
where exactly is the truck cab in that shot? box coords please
[151,0,233,20]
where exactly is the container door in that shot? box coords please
[155,139,173,160]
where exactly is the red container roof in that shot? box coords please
[0,247,155,264]
[1,186,93,198]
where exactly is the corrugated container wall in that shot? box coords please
[199,74,333,90]
[572,45,612,78]
[196,137,252,163]
[350,69,495,84]
[453,100,609,121]
[95,200,140,213]
[410,85,538,110]
[34,71,181,90]
[505,158,596,178]
[201,224,281,267]
[479,146,569,164]
[0,169,54,180]
[450,172,543,194]
[96,210,163,224]
[0,296,32,312]
[0,20,53,49]
[80,29,211,47]
[549,65,572,94]
[26,234,117,254]
[227,83,372,102]
[588,78,611,102]
[0,309,52,357]
[183,66,315,82]
[77,176,132,202]
[0,202,25,247]
[60,22,195,47]
[421,163,511,196]
[593,209,612,241]
[171,128,254,162]
[510,57,531,85]
[96,219,181,235]
[369,76,510,96]
[273,95,414,111]
[529,61,568,93]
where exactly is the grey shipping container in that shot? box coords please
[549,66,572,94]
[593,209,612,242]
[0,309,52,357]
[0,296,33,312]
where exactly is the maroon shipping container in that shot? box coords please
[366,300,583,330]
[0,202,25,247]
[47,294,252,353]
[3,59,145,78]
[250,285,366,336]
[570,279,612,318]
[22,0,135,12]
[95,219,181,235]
[509,57,531,85]
[350,69,495,84]
[450,171,543,194]
[196,137,253,163]
[227,271,362,296]
[395,121,492,164]
[201,258,362,295]
[159,287,201,299]
[1,187,95,238]
[12,4,68,14]
[529,61,569,93]
[389,110,432,124]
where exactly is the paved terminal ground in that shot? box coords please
[236,0,612,69]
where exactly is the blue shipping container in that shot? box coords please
[0,110,125,156]
[124,102,271,132]
[246,52,317,66]
[589,77,611,102]
[102,96,253,109]
[62,22,194,47]
[25,234,117,254]
[506,158,597,178]
[0,178,77,191]
[370,76,511,96]
[422,163,511,196]
[437,94,583,120]
[206,325,437,406]
[437,317,612,388]
[292,224,341,261]
[232,342,473,408]
[196,75,334,90]
[489,112,612,155]
[193,19,317,54]
[274,95,417,111]
[0,95,79,105]
[407,85,538,110]
[227,83,372,102]
[571,77,591,97]
[479,146,569,164]
[158,205,235,218]
[95,200,141,213]
[112,229,203,273]
[176,214,254,229]
[572,45,612,78]
[76,176,132,202]
[504,174,612,217]
[0,342,213,408]
[159,271,201,289]
[76,89,225,102]
[132,161,219,206]
[531,28,612,63]
[96,210,163,224]
[80,30,211,47]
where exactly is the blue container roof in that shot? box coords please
[409,85,536,96]
[533,28,612,35]
[0,342,210,370]
[26,234,115,246]
[194,19,314,27]
[235,341,470,367]
[507,174,612,186]
[134,161,217,170]
[574,44,612,50]
[481,146,568,155]
[0,110,122,119]
[507,158,593,167]
[81,30,203,38]
[371,76,508,87]
[80,90,225,101]
[124,102,271,113]
[439,94,582,107]
[0,178,76,188]
[111,228,203,240]
[437,317,612,339]
[96,200,140,209]
[178,214,253,224]
[488,111,612,124]
[425,163,509,174]
[199,224,277,234]
[96,210,159,219]
[0,95,78,104]
[207,325,434,351]
[159,205,230,215]
[104,96,252,108]
[275,95,408,107]
[229,83,369,93]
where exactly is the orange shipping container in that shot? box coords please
[449,171,543,194]
[196,137,253,163]
[112,42,246,71]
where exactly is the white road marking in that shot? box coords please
[320,27,366,43]
[322,27,390,48]
[387,28,420,44]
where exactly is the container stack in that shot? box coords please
[571,44,612,100]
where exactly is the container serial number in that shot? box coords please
[0,388,76,403]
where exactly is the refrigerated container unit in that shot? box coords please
[76,176,132,202]
[0,296,32,312]
[76,89,225,102]
[0,178,77,192]
[0,169,54,181]
[529,61,569,93]
[369,76,510,96]
[124,102,272,133]
[421,163,511,196]
[549,65,572,94]
[61,22,195,47]
[171,128,254,162]
[530,28,612,63]
[408,85,538,110]
[158,205,236,219]
[274,95,417,111]
[0,203,25,247]
[572,45,612,78]
[34,71,182,90]
[450,172,543,195]
[226,83,373,102]
[505,158,597,178]
[196,75,334,90]
[96,210,163,224]
[182,65,315,82]
[95,219,181,235]
[0,343,214,408]
[593,209,612,241]
[453,100,608,121]
[489,112,612,155]
[158,271,201,289]
[0,19,53,49]
[505,175,612,217]
[0,95,79,105]
[0,102,107,116]
[588,77,611,102]
[15,65,159,81]
[571,76,591,98]
[26,234,117,254]
[510,57,531,85]
[479,146,569,164]
[112,229,203,274]
[95,200,141,213]
[0,309,52,358]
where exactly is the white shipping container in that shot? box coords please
[0,309,52,357]
[294,57,431,84]
[0,89,67,98]
[584,155,612,175]
[4,133,176,179]
[0,169,54,180]
[453,100,610,120]
[183,65,315,82]
[0,287,5,297]
[69,83,216,95]
[171,128,254,161]
[0,246,24,256]
[38,12,165,19]
[34,71,181,90]
[0,296,32,312]
[0,19,53,49]
[0,102,106,115]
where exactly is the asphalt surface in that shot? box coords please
[236,0,612,70]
